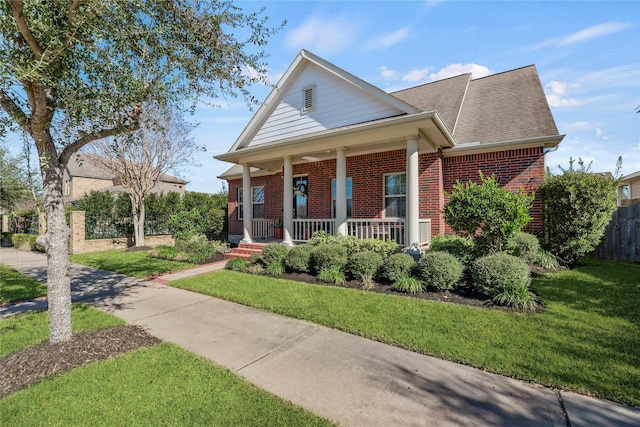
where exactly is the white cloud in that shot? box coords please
[284,13,359,56]
[378,66,399,80]
[402,68,430,83]
[559,21,630,46]
[545,80,582,108]
[428,63,492,81]
[565,121,592,131]
[364,27,410,50]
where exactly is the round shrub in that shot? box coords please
[348,250,383,284]
[471,253,530,298]
[379,253,415,283]
[261,243,289,267]
[285,244,315,273]
[430,234,475,265]
[416,251,464,291]
[312,243,347,273]
[508,232,540,262]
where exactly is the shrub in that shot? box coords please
[225,257,247,272]
[444,172,533,254]
[348,251,383,287]
[391,274,423,293]
[539,159,619,266]
[533,250,560,270]
[379,253,415,283]
[168,209,205,242]
[471,253,531,299]
[416,251,464,291]
[285,244,315,273]
[149,245,179,260]
[353,238,400,259]
[317,267,346,285]
[430,234,475,265]
[507,232,540,263]
[10,233,43,252]
[265,261,285,277]
[312,243,347,273]
[261,243,289,267]
[249,253,263,266]
[494,281,538,311]
[175,234,218,263]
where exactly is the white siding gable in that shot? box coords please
[248,63,406,147]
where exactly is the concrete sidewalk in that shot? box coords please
[1,247,638,426]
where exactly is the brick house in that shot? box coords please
[216,50,564,246]
[64,153,188,202]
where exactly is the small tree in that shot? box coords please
[539,158,619,266]
[84,105,199,247]
[444,172,534,254]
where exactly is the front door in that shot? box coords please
[293,176,308,219]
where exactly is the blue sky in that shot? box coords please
[6,1,640,193]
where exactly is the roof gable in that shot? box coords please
[229,50,419,151]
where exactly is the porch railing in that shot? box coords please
[346,218,406,246]
[252,218,276,238]
[291,219,335,241]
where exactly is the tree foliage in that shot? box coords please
[0,0,281,343]
[444,173,534,254]
[0,143,31,210]
[539,158,619,265]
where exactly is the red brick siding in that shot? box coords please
[227,147,545,237]
[442,147,545,232]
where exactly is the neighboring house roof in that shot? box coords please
[216,50,563,179]
[620,170,640,184]
[66,154,188,185]
[66,181,187,203]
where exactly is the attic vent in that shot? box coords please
[302,84,316,113]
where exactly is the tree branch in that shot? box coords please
[0,88,30,132]
[9,0,45,60]
[59,121,140,167]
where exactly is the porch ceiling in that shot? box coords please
[216,112,454,173]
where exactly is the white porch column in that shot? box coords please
[283,156,293,246]
[241,163,253,243]
[406,136,420,246]
[336,147,347,236]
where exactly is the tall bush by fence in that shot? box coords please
[593,204,640,263]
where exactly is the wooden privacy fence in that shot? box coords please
[593,204,640,263]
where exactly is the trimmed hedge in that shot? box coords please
[348,250,383,285]
[285,244,315,273]
[10,233,44,252]
[471,253,530,298]
[379,253,415,284]
[416,251,464,291]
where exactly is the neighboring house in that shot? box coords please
[64,153,188,202]
[216,50,564,246]
[618,170,640,206]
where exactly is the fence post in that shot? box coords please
[1,215,7,233]
[69,210,86,254]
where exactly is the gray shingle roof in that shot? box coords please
[392,65,559,144]
[67,154,187,185]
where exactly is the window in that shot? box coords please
[238,186,265,220]
[301,84,316,113]
[331,178,352,218]
[383,173,406,218]
[64,180,71,196]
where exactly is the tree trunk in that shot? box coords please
[41,162,73,343]
[131,195,146,247]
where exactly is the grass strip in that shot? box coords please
[0,303,124,357]
[70,249,193,278]
[0,342,333,426]
[0,264,47,303]
[170,258,640,406]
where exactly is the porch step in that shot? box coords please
[224,242,267,261]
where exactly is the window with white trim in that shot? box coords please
[331,178,352,218]
[383,173,406,218]
[301,84,316,113]
[238,186,265,220]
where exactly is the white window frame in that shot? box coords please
[331,177,352,218]
[383,172,406,218]
[301,84,316,114]
[238,186,265,220]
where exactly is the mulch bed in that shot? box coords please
[1,325,161,397]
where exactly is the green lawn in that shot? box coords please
[0,264,47,303]
[0,308,333,427]
[70,249,193,277]
[170,258,640,406]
